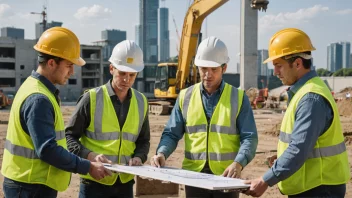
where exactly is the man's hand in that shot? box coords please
[243,177,268,197]
[222,162,242,178]
[129,157,142,166]
[89,162,112,181]
[88,152,112,164]
[150,153,166,168]
[266,154,277,168]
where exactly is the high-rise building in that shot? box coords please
[340,42,351,68]
[139,0,159,63]
[327,43,343,72]
[35,21,63,39]
[350,54,352,68]
[93,29,126,61]
[135,25,142,47]
[257,49,269,76]
[159,7,170,62]
[1,27,25,39]
[101,29,126,42]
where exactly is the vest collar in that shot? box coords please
[200,79,225,96]
[288,70,317,95]
[31,70,58,96]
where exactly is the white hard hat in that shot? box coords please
[109,40,144,72]
[194,36,229,67]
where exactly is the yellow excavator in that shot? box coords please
[150,0,229,115]
[150,0,269,115]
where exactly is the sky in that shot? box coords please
[0,0,352,73]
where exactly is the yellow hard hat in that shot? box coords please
[34,27,85,66]
[263,28,315,64]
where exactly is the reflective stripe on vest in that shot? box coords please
[185,151,238,161]
[5,129,66,159]
[279,131,346,159]
[5,139,38,159]
[90,87,144,141]
[55,130,65,141]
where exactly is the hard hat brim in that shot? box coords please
[263,56,276,64]
[195,59,222,67]
[34,45,86,66]
[73,57,86,66]
[111,63,144,73]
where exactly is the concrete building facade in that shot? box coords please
[1,31,106,101]
[94,29,126,61]
[58,45,104,101]
[240,0,258,90]
[159,7,170,62]
[1,27,25,39]
[0,37,37,95]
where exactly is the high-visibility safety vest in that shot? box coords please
[178,82,244,175]
[1,76,70,192]
[278,77,350,195]
[80,85,147,185]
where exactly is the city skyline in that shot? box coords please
[1,0,352,73]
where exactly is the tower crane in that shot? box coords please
[31,5,48,32]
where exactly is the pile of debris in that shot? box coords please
[337,100,352,117]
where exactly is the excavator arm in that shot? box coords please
[151,0,229,115]
[176,0,229,91]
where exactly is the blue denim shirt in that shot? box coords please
[263,70,333,186]
[18,71,90,174]
[157,80,258,168]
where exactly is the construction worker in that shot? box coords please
[1,27,110,198]
[151,36,258,198]
[244,28,350,197]
[65,40,150,198]
[0,89,4,106]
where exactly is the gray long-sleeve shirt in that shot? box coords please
[65,80,150,163]
[263,70,333,186]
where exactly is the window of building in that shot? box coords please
[0,78,15,87]
[20,65,25,70]
[68,79,77,85]
[145,66,157,78]
[0,62,15,70]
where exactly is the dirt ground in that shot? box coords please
[0,105,351,198]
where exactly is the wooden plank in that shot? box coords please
[135,176,179,196]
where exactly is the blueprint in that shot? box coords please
[103,164,250,190]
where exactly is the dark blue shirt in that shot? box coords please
[263,70,333,186]
[157,80,258,168]
[19,71,90,174]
